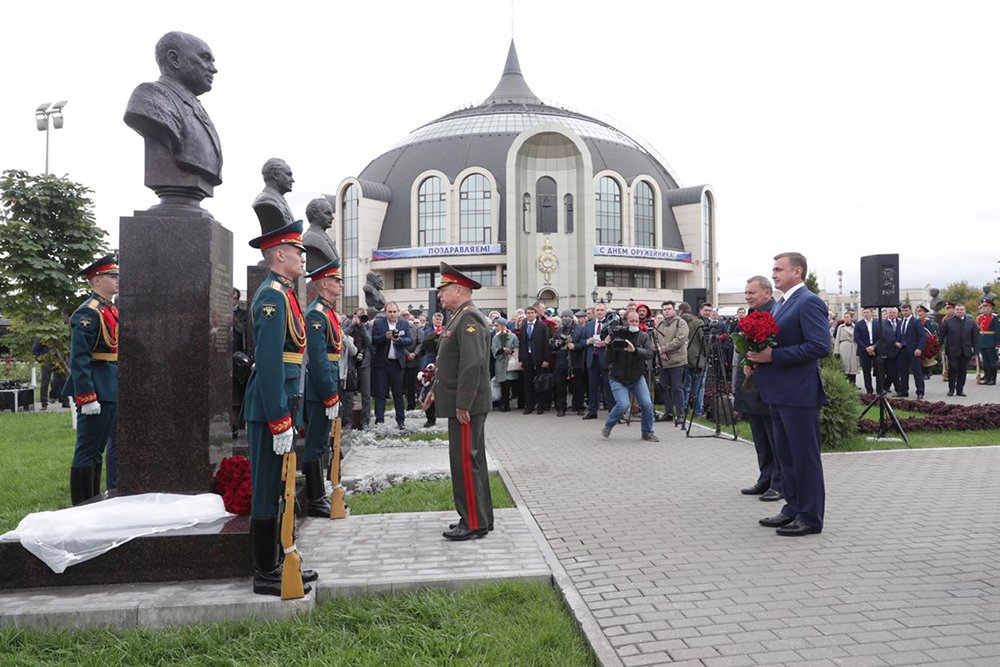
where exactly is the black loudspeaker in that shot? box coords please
[683,288,708,310]
[860,254,899,308]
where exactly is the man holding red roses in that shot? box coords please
[747,253,830,537]
[733,276,782,503]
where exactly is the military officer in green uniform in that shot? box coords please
[65,254,120,505]
[978,299,1000,385]
[242,221,317,596]
[423,262,494,540]
[303,258,344,517]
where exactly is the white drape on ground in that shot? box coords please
[0,493,232,573]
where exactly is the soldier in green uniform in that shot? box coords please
[424,262,494,540]
[242,221,317,596]
[978,299,1000,385]
[302,258,344,517]
[65,255,120,505]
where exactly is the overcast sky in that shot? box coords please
[3,0,998,294]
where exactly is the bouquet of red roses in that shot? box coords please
[731,310,780,389]
[213,455,252,515]
[923,332,940,359]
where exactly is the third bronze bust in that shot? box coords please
[124,31,222,210]
[363,272,386,311]
[252,158,296,235]
[303,197,340,272]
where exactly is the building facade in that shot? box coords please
[331,42,716,314]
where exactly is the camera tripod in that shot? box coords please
[685,328,737,440]
[858,309,910,445]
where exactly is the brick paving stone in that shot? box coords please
[485,410,1000,666]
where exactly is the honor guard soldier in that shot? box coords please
[978,299,1000,385]
[243,221,318,596]
[303,258,344,516]
[423,262,494,540]
[65,255,120,505]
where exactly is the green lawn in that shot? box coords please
[349,476,513,515]
[0,580,596,666]
[0,411,76,532]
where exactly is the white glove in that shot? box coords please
[80,401,101,416]
[272,428,294,455]
[325,405,338,421]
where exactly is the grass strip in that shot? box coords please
[348,476,513,515]
[0,580,596,666]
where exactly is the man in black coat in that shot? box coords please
[734,276,782,502]
[939,303,978,396]
[878,307,902,394]
[551,310,584,417]
[518,305,552,414]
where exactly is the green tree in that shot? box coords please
[0,170,108,369]
[939,280,981,312]
[804,271,820,294]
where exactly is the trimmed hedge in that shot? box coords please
[820,357,862,449]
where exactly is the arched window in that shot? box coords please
[564,194,574,233]
[595,176,622,245]
[535,176,557,233]
[418,176,447,246]
[634,181,655,248]
[459,174,491,244]
[342,184,359,313]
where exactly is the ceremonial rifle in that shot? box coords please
[280,451,306,600]
[329,415,347,519]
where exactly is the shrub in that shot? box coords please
[820,358,861,449]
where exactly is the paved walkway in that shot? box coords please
[487,409,1000,666]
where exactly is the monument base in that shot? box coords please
[0,516,249,590]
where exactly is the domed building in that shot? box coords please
[333,41,716,314]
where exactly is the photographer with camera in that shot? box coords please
[372,302,412,429]
[345,307,373,429]
[653,301,688,427]
[600,310,659,441]
[551,309,585,417]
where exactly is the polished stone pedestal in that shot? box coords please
[118,211,234,494]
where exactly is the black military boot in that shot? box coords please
[303,459,331,518]
[92,464,103,499]
[252,517,313,596]
[69,467,92,506]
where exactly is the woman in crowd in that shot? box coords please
[834,309,859,386]
[491,318,520,412]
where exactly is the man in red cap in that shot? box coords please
[423,262,494,540]
[65,254,120,505]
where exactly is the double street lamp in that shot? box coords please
[36,100,68,175]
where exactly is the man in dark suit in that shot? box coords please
[372,302,413,428]
[878,307,902,394]
[748,252,829,537]
[581,302,612,419]
[853,307,879,393]
[124,31,222,206]
[939,303,978,396]
[735,276,782,502]
[895,304,929,399]
[518,306,552,414]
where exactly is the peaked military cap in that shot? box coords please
[983,299,995,307]
[249,220,305,251]
[915,304,929,313]
[436,262,481,290]
[80,254,119,280]
[306,257,343,282]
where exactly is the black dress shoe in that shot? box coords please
[442,525,489,541]
[916,394,924,400]
[760,488,783,502]
[449,522,494,532]
[776,518,822,536]
[581,413,597,420]
[536,408,545,414]
[947,389,955,396]
[422,420,436,428]
[523,409,534,415]
[759,514,794,528]
[894,392,909,398]
[957,391,967,397]
[741,483,768,495]
[556,409,566,417]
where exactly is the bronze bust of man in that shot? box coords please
[124,31,222,210]
[363,272,386,311]
[252,158,296,234]
[303,196,340,272]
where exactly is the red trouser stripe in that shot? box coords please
[462,421,478,530]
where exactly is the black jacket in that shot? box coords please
[518,319,551,366]
[607,329,654,385]
[939,316,978,358]
[733,299,774,417]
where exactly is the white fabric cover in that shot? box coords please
[0,493,232,574]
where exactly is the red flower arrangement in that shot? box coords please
[732,310,780,388]
[923,333,940,359]
[214,455,252,515]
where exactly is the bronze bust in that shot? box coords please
[363,272,386,311]
[252,158,296,234]
[124,31,222,211]
[303,196,339,272]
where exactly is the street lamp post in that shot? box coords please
[35,100,68,175]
